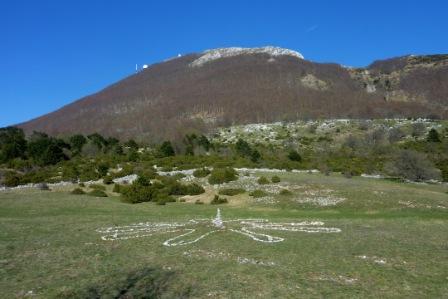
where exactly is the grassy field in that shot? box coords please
[1,173,447,298]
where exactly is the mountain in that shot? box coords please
[18,47,448,141]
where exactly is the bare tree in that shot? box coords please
[385,150,441,181]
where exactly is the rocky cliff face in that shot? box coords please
[349,55,448,104]
[18,47,448,141]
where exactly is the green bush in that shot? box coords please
[218,188,245,196]
[288,150,302,162]
[257,176,270,185]
[208,167,238,184]
[89,184,106,191]
[172,173,186,180]
[155,194,176,205]
[112,183,121,193]
[159,141,175,157]
[193,168,211,178]
[120,184,155,203]
[210,195,228,204]
[71,188,85,195]
[271,175,281,183]
[103,176,113,185]
[135,176,151,187]
[3,171,22,187]
[249,189,268,198]
[88,189,108,197]
[427,128,441,142]
[160,177,205,196]
[184,183,205,195]
[279,189,292,196]
[194,200,204,205]
[97,163,109,177]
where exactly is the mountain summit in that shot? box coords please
[18,47,448,141]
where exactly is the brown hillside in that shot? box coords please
[18,47,448,141]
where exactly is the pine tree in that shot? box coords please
[427,128,441,142]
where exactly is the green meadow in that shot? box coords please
[1,173,447,298]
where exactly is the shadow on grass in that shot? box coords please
[60,267,191,299]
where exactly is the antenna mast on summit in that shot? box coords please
[135,64,138,73]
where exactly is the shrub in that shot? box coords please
[135,175,151,187]
[235,139,252,157]
[279,189,292,196]
[69,134,87,155]
[388,128,406,143]
[210,195,228,204]
[288,150,302,162]
[155,194,176,205]
[411,123,426,137]
[159,141,175,157]
[0,127,27,163]
[88,189,108,197]
[97,163,109,177]
[89,184,106,191]
[78,182,85,187]
[160,177,205,196]
[436,160,448,182]
[113,183,121,193]
[385,150,441,181]
[71,188,85,195]
[132,167,156,180]
[427,128,441,142]
[103,176,113,185]
[193,168,211,178]
[195,199,204,205]
[318,164,331,176]
[172,173,186,180]
[184,183,205,195]
[271,175,281,183]
[120,183,155,203]
[249,190,268,198]
[257,176,270,185]
[27,133,68,166]
[343,171,353,179]
[208,167,238,184]
[218,188,245,196]
[341,166,362,178]
[3,171,22,187]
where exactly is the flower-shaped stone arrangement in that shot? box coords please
[97,209,341,246]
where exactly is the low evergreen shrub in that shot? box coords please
[257,176,270,185]
[249,189,268,198]
[193,168,211,178]
[279,189,292,196]
[112,183,121,193]
[218,188,245,196]
[89,184,106,191]
[210,195,228,204]
[271,175,281,183]
[103,176,113,185]
[71,188,85,195]
[208,167,238,184]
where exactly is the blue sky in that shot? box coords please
[2,0,447,127]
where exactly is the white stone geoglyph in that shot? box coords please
[97,209,341,246]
